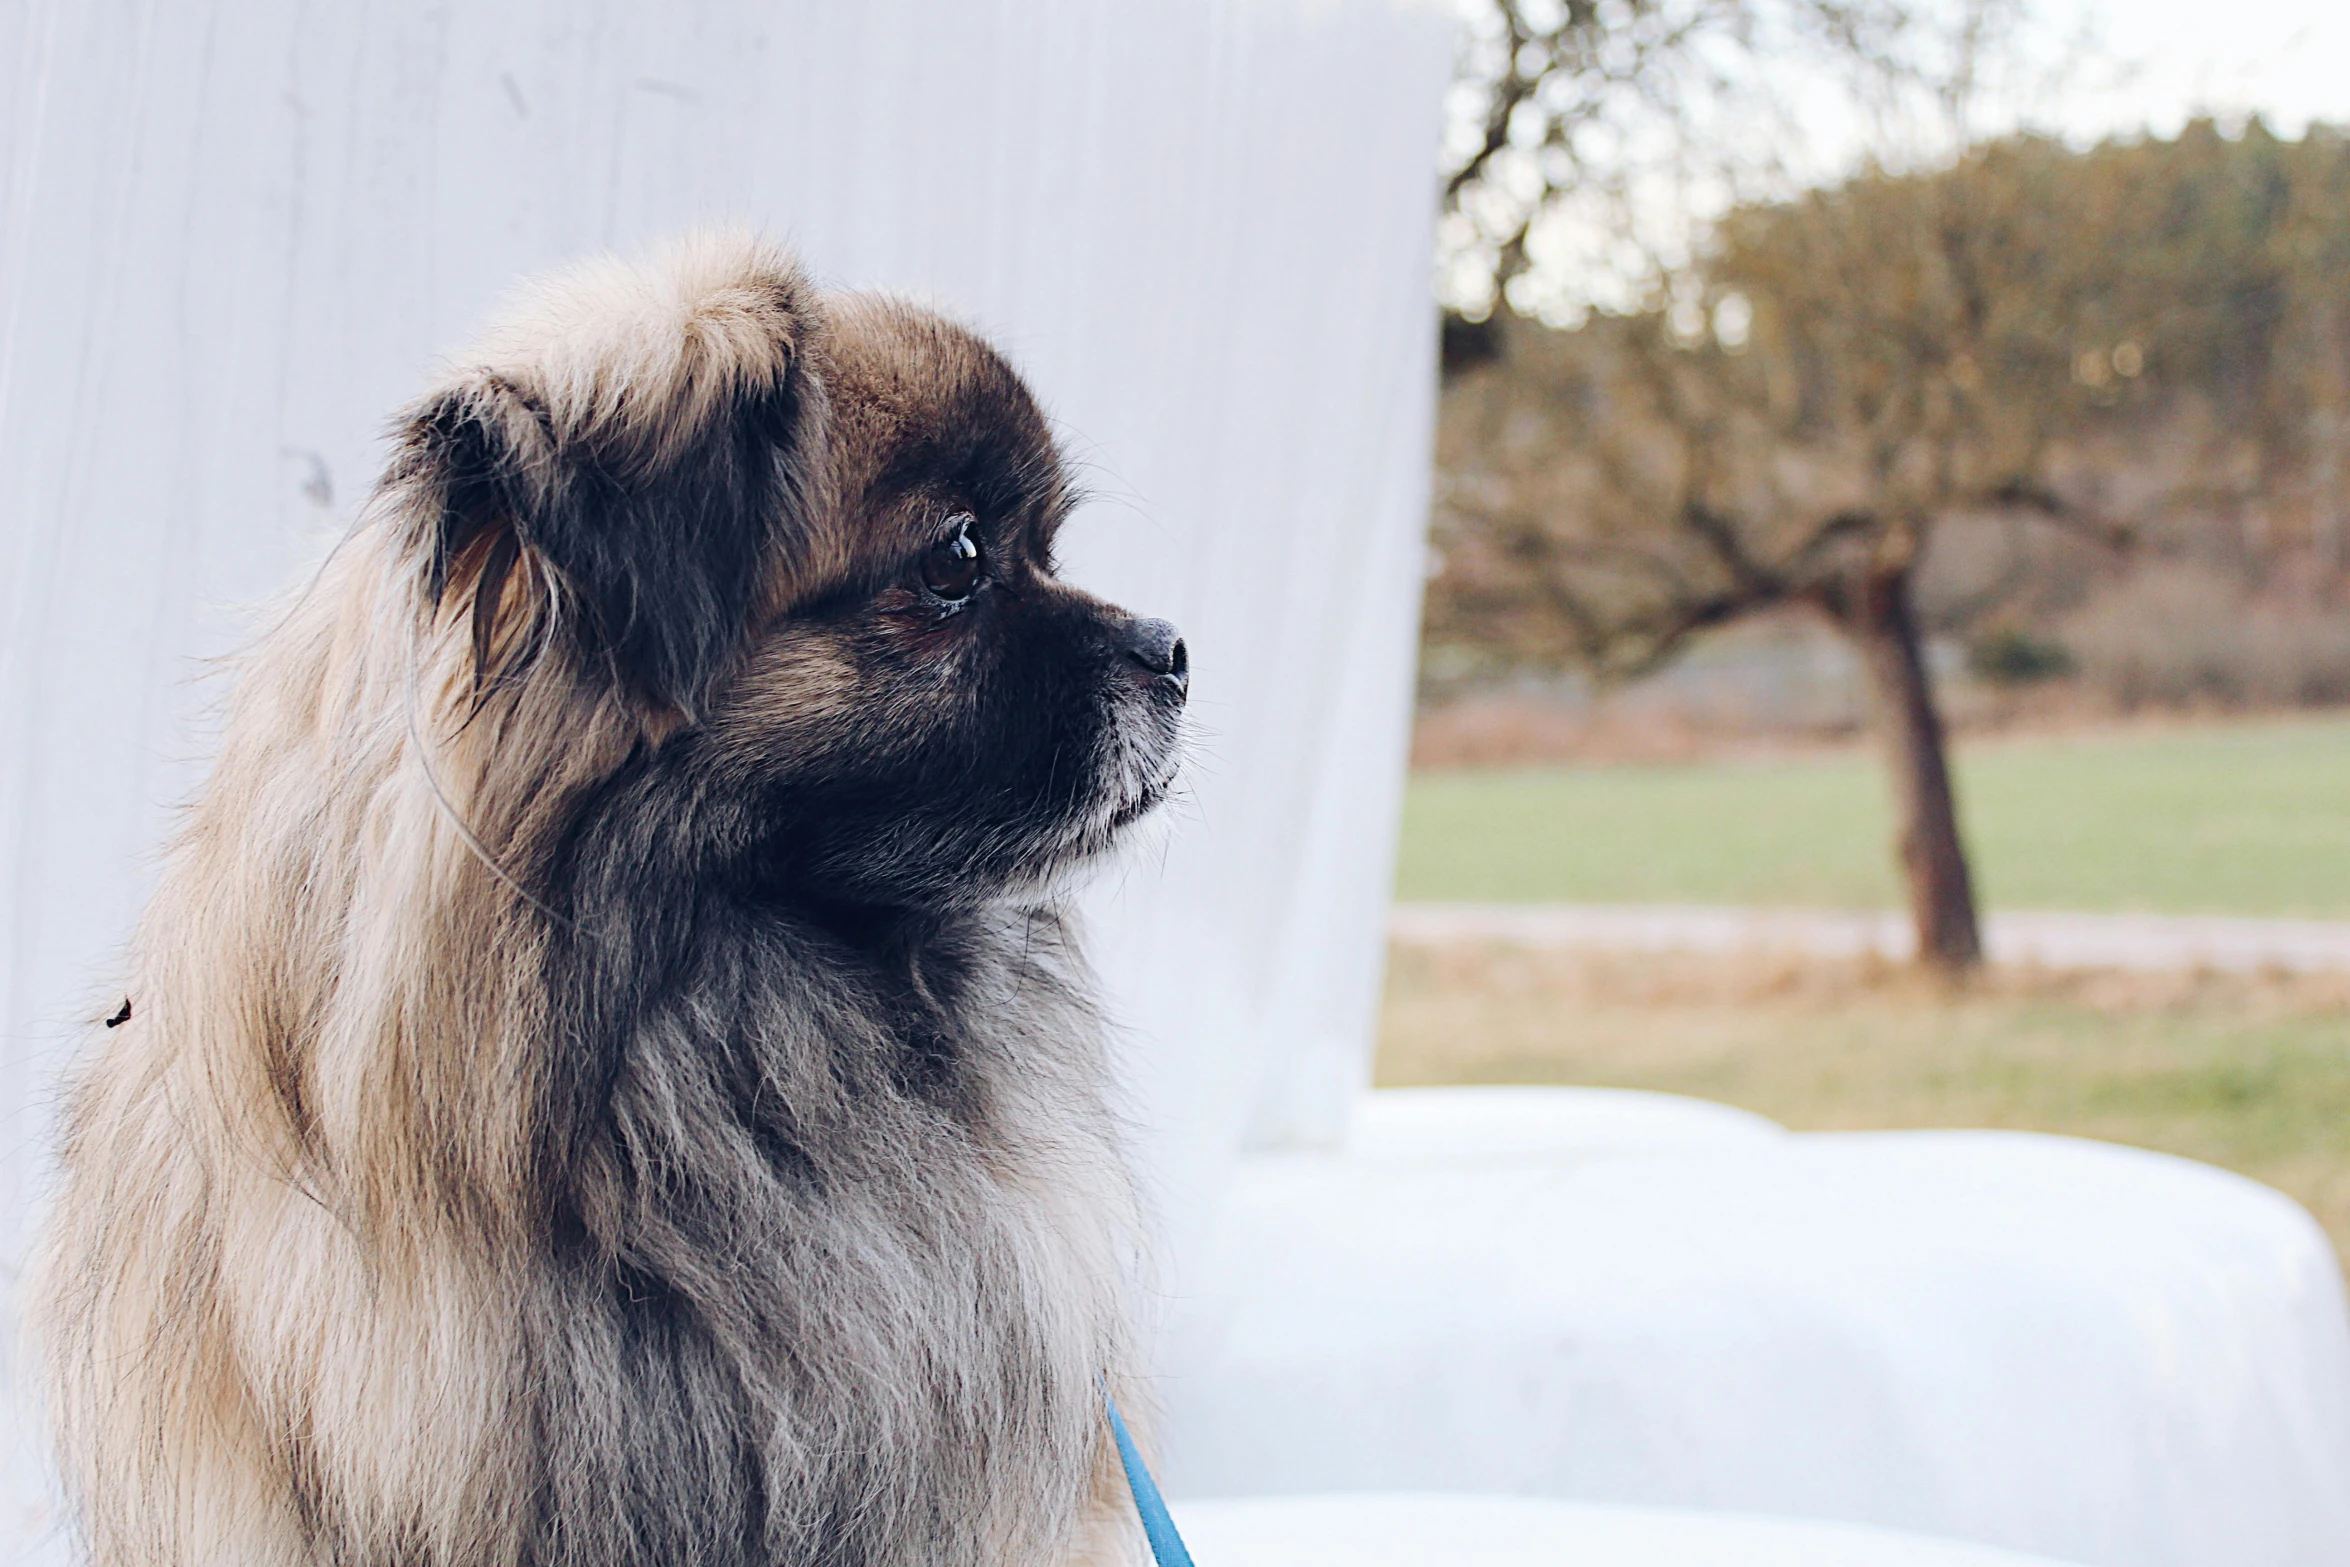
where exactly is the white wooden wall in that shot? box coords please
[0,1,1452,1548]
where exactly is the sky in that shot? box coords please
[1448,0,2349,321]
[2059,0,2346,140]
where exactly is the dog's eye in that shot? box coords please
[920,515,984,603]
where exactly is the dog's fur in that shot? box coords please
[28,234,1188,1567]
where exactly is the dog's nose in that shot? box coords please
[1115,617,1188,700]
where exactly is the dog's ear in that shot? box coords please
[387,237,829,719]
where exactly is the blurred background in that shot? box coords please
[1398,0,2350,1268]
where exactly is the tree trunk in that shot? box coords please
[1844,566,1983,971]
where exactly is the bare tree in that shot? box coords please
[1430,6,2324,971]
[1431,142,2219,970]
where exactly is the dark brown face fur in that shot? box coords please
[397,276,1187,923]
[512,295,1188,931]
[706,297,1188,908]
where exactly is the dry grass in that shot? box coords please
[1377,943,2350,1266]
[1410,692,1860,768]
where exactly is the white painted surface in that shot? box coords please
[1393,901,2350,973]
[1172,1493,2090,1567]
[1164,1095,2350,1567]
[1347,1085,1787,1164]
[0,2,1450,1553]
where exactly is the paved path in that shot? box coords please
[1390,902,2350,973]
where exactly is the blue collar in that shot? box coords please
[1105,1390,1195,1567]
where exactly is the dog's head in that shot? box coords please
[383,235,1186,911]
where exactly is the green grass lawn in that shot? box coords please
[1397,715,2350,916]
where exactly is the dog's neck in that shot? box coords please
[790,893,942,959]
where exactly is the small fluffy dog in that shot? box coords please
[30,234,1187,1567]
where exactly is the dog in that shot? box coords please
[29,233,1188,1567]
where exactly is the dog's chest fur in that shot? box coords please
[506,899,1134,1567]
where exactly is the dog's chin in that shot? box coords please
[1090,748,1186,843]
[1108,788,1166,833]
[989,745,1183,903]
